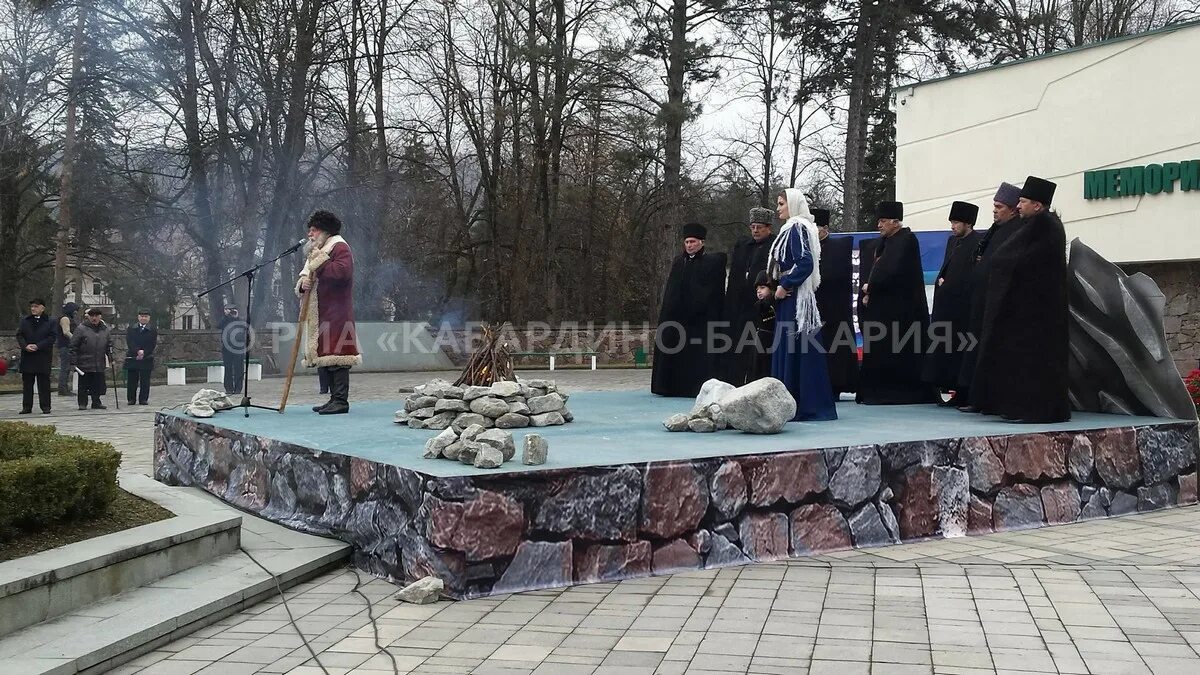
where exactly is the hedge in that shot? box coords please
[0,421,122,539]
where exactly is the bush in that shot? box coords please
[0,421,122,539]
[1187,369,1200,411]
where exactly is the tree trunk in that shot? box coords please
[658,0,689,301]
[843,3,879,232]
[53,2,87,314]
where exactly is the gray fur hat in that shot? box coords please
[749,207,775,226]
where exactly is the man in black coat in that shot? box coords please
[971,176,1070,422]
[70,307,114,410]
[813,209,858,397]
[856,201,935,405]
[218,305,247,396]
[652,223,727,397]
[923,201,981,406]
[16,299,55,414]
[958,182,1023,412]
[125,309,158,405]
[721,207,776,385]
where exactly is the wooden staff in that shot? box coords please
[279,287,312,412]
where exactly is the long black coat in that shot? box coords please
[652,248,728,397]
[721,234,775,383]
[16,314,56,374]
[856,228,934,405]
[125,323,159,371]
[816,234,858,395]
[922,229,981,388]
[971,210,1070,422]
[957,216,1020,391]
[70,321,114,373]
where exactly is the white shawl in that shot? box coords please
[768,188,823,334]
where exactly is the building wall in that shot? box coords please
[1120,261,1200,375]
[896,22,1200,265]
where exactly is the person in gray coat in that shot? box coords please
[69,308,114,410]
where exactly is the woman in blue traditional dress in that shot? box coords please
[768,189,838,421]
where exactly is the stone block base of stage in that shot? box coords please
[155,414,1199,599]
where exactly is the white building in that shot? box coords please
[895,19,1200,370]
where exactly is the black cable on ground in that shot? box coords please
[239,544,331,675]
[348,565,402,675]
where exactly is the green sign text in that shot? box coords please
[1084,161,1200,199]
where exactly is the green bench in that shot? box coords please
[510,351,599,371]
[166,359,262,386]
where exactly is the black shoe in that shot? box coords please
[127,401,136,406]
[957,405,980,413]
[41,409,51,414]
[138,401,148,406]
[92,403,107,410]
[318,400,349,415]
[79,405,88,410]
[312,401,333,412]
[1001,413,1025,422]
[19,409,32,415]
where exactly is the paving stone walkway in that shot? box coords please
[5,370,1200,674]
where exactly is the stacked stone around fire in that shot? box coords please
[395,378,573,432]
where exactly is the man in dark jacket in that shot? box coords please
[56,301,78,395]
[923,201,982,406]
[856,201,935,405]
[70,308,114,410]
[813,209,858,397]
[971,176,1070,423]
[958,182,1023,412]
[218,305,247,396]
[651,223,727,397]
[722,207,776,385]
[17,299,55,414]
[125,309,158,405]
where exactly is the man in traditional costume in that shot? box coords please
[651,223,727,397]
[970,176,1070,422]
[296,210,362,414]
[923,201,981,406]
[722,207,777,384]
[957,182,1022,412]
[812,208,858,397]
[856,201,934,405]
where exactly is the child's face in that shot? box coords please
[756,286,771,300]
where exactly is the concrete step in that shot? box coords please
[0,482,351,675]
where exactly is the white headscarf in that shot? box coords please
[768,188,823,334]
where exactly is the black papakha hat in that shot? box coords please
[811,209,831,228]
[86,307,103,316]
[137,308,151,315]
[680,222,707,240]
[29,298,46,306]
[875,201,904,220]
[307,209,342,235]
[948,201,979,226]
[1019,176,1057,207]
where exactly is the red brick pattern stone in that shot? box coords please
[574,541,652,583]
[1040,481,1081,524]
[651,539,702,574]
[641,463,709,539]
[349,457,376,499]
[959,437,1005,494]
[1091,427,1142,490]
[709,461,748,521]
[1004,434,1067,481]
[894,466,937,540]
[1180,472,1199,505]
[968,496,993,534]
[428,491,524,561]
[740,453,828,507]
[790,504,852,555]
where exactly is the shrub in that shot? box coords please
[0,421,122,539]
[1187,369,1200,411]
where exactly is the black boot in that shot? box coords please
[312,401,333,413]
[318,368,350,415]
[91,397,107,410]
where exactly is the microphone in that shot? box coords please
[285,238,307,254]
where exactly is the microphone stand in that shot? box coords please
[199,240,306,417]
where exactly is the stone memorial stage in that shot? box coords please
[154,392,1199,599]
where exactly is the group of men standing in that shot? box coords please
[650,174,1070,424]
[15,302,159,412]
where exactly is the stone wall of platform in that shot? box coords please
[155,415,1199,599]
